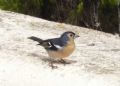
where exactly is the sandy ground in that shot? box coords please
[0,10,120,86]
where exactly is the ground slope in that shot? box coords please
[0,10,120,86]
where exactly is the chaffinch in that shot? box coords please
[28,31,79,68]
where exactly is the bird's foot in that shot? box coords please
[49,61,58,69]
[59,59,71,65]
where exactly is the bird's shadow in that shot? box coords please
[41,58,77,65]
[29,52,76,65]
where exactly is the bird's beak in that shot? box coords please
[75,34,80,38]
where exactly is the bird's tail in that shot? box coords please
[28,36,43,44]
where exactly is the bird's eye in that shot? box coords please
[70,34,73,37]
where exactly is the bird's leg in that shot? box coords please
[59,59,71,65]
[49,59,58,69]
[59,59,66,63]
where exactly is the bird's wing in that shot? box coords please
[54,44,63,50]
[43,38,64,51]
[28,36,64,51]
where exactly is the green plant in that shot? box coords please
[0,0,43,16]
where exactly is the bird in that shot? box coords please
[28,31,79,68]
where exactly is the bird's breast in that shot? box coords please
[47,41,75,59]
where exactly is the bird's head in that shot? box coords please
[60,31,79,45]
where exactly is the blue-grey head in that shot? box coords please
[60,31,79,45]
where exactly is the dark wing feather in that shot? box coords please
[28,36,63,51]
[42,38,62,51]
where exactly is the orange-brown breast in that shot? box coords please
[47,40,75,59]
